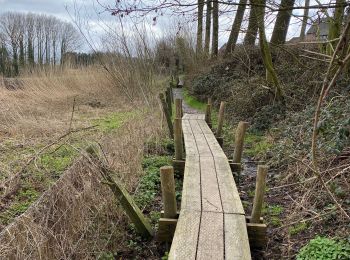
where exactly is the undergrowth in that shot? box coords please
[297,236,350,260]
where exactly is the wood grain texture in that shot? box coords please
[169,114,251,259]
[225,214,251,259]
[181,156,201,211]
[168,211,201,260]
[197,211,224,260]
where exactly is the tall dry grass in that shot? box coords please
[0,68,130,138]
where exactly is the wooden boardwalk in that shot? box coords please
[169,113,251,259]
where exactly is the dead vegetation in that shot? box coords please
[0,63,170,259]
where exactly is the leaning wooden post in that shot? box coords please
[165,88,172,117]
[205,98,212,128]
[231,121,249,179]
[251,165,268,223]
[216,101,226,147]
[174,118,183,161]
[175,98,182,119]
[160,166,177,218]
[159,93,174,138]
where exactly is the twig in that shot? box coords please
[310,18,350,220]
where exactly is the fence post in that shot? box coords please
[205,97,212,128]
[216,101,225,147]
[251,165,268,223]
[165,88,172,117]
[160,166,177,218]
[232,121,249,164]
[175,98,182,119]
[159,93,174,139]
[174,118,183,161]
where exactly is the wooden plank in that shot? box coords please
[182,119,192,134]
[181,156,201,211]
[168,211,201,260]
[189,118,202,133]
[194,133,212,157]
[183,132,198,156]
[200,157,222,212]
[197,119,213,134]
[197,211,224,260]
[203,133,227,158]
[225,214,251,259]
[214,157,245,214]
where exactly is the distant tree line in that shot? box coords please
[0,12,82,76]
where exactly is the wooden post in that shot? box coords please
[175,98,182,119]
[232,121,249,164]
[174,118,183,161]
[165,88,172,117]
[160,166,177,218]
[159,93,174,138]
[216,101,225,147]
[251,165,268,223]
[205,97,212,128]
[86,146,154,238]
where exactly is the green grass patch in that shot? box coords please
[244,132,272,157]
[183,89,206,111]
[0,187,40,225]
[40,144,78,174]
[289,222,308,236]
[94,111,140,132]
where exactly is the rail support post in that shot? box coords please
[215,101,225,147]
[166,87,173,116]
[175,98,183,119]
[231,121,249,182]
[158,166,179,241]
[205,98,212,128]
[159,93,174,139]
[173,117,185,175]
[246,165,268,249]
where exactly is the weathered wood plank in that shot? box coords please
[225,214,251,259]
[168,211,201,260]
[196,211,224,260]
[181,156,201,211]
[200,157,222,212]
[214,157,245,214]
[183,132,198,155]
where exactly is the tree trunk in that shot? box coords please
[299,0,310,40]
[270,0,295,45]
[212,0,219,57]
[253,0,284,101]
[204,0,212,55]
[225,0,247,55]
[196,0,204,55]
[244,1,258,45]
[327,0,345,54]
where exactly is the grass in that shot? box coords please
[289,222,308,236]
[93,110,142,132]
[183,89,206,111]
[244,132,273,158]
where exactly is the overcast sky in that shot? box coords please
[0,0,329,52]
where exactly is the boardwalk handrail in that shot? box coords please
[169,113,251,259]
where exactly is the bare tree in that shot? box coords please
[225,0,248,55]
[300,0,310,40]
[271,0,295,45]
[211,0,219,57]
[204,0,212,55]
[196,0,204,55]
[244,1,258,45]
